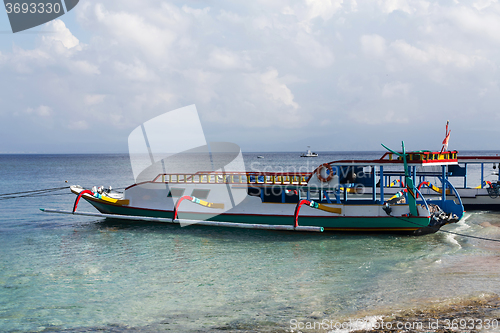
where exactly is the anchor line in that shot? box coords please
[0,186,127,201]
[0,186,71,200]
[391,215,500,243]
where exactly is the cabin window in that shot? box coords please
[171,175,177,182]
[167,188,185,197]
[191,189,210,200]
[193,175,200,183]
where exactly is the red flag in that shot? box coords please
[440,121,451,152]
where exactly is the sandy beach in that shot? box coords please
[278,294,500,333]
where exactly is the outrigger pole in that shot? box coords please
[40,209,324,232]
[381,141,419,216]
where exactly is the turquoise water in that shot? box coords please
[1,153,500,332]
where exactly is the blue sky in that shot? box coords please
[0,0,499,153]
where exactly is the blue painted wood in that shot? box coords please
[372,166,376,202]
[481,163,484,188]
[380,166,384,202]
[442,165,446,202]
[464,163,468,188]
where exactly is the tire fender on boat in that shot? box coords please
[316,163,334,183]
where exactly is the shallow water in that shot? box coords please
[1,152,500,332]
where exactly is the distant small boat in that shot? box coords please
[301,146,318,157]
[257,156,264,159]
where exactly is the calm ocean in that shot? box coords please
[1,152,500,332]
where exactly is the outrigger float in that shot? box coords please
[42,141,464,235]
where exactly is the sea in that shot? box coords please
[1,151,500,333]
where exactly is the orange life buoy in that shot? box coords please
[316,163,334,182]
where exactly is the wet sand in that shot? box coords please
[249,294,500,333]
[348,294,500,332]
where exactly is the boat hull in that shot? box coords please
[79,195,438,234]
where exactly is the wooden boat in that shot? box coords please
[357,121,500,210]
[42,142,464,235]
[392,155,500,210]
[452,155,500,209]
[358,153,500,211]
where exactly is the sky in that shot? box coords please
[0,0,499,153]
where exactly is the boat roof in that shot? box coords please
[327,151,459,167]
[458,156,500,163]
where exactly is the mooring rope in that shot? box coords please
[0,186,71,200]
[0,186,127,201]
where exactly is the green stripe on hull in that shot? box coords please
[86,199,431,231]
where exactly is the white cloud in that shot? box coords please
[389,40,480,69]
[295,32,335,68]
[68,120,89,130]
[304,0,343,22]
[2,0,500,152]
[378,0,413,14]
[216,10,243,24]
[473,0,497,11]
[208,48,250,70]
[260,68,299,110]
[23,105,53,117]
[84,94,106,106]
[113,60,158,82]
[361,34,386,58]
[352,109,410,125]
[41,20,79,49]
[85,3,181,63]
[7,46,53,73]
[446,6,500,43]
[182,5,210,18]
[382,82,410,98]
[72,60,100,75]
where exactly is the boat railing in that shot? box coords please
[414,187,430,214]
[154,172,311,186]
[444,178,464,208]
[380,151,458,162]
